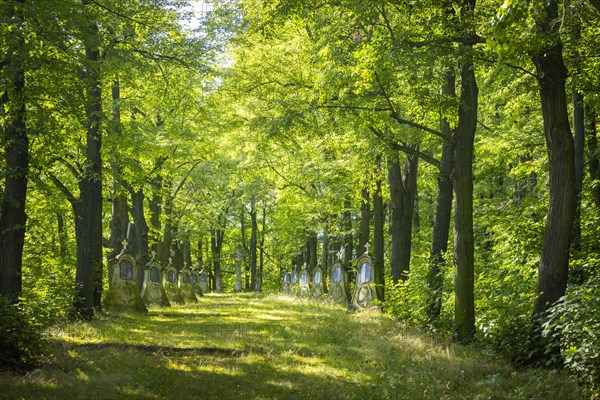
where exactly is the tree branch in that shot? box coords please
[369,126,441,170]
[389,112,452,142]
[47,173,78,205]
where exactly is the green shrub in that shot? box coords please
[0,296,46,371]
[545,269,600,393]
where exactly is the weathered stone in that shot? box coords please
[298,267,310,297]
[351,251,379,311]
[328,260,349,307]
[282,272,291,293]
[141,260,170,307]
[163,264,185,304]
[179,263,198,303]
[105,253,147,312]
[311,266,324,298]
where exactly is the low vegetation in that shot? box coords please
[0,294,583,400]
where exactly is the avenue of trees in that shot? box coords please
[2,0,600,391]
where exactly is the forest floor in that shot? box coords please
[0,293,583,399]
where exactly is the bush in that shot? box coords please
[545,270,600,393]
[0,295,45,371]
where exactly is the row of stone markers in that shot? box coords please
[104,242,210,312]
[281,249,380,311]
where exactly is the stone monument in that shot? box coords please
[141,251,170,307]
[298,266,310,297]
[351,244,379,310]
[104,240,147,312]
[163,256,185,304]
[328,259,349,306]
[282,272,291,293]
[191,268,204,297]
[311,265,324,298]
[290,269,298,295]
[199,269,210,294]
[179,262,198,303]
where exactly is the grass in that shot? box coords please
[0,293,584,399]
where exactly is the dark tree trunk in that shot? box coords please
[308,232,318,274]
[453,39,478,343]
[531,1,576,322]
[388,155,402,283]
[74,5,103,316]
[343,199,353,270]
[588,109,600,209]
[373,156,385,301]
[0,0,28,304]
[426,69,456,325]
[571,23,584,252]
[258,204,266,292]
[210,227,224,292]
[399,153,418,280]
[131,189,149,291]
[108,79,129,260]
[159,182,173,268]
[358,187,370,255]
[241,206,249,290]
[149,169,163,257]
[250,202,258,291]
[388,151,418,283]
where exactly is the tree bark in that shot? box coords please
[388,155,402,283]
[250,201,258,291]
[131,189,149,291]
[358,187,370,255]
[571,22,584,252]
[587,108,600,209]
[343,198,353,270]
[0,0,28,304]
[373,156,385,301]
[210,226,224,292]
[531,1,576,321]
[426,69,456,325]
[73,3,103,317]
[452,37,478,342]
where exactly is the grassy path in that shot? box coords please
[0,294,580,399]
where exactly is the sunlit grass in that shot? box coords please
[0,292,585,399]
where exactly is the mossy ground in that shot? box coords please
[0,293,583,399]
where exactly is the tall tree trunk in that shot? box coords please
[74,4,103,316]
[241,206,249,290]
[531,1,576,326]
[109,79,129,260]
[149,167,163,257]
[308,232,318,275]
[0,0,28,304]
[588,108,600,209]
[373,156,385,301]
[358,187,370,255]
[258,204,266,292]
[453,34,478,342]
[210,227,224,292]
[388,151,419,283]
[388,155,403,283]
[160,181,173,268]
[571,22,584,252]
[131,189,149,291]
[250,201,258,291]
[343,199,353,270]
[399,152,418,280]
[426,69,456,325]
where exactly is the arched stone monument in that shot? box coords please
[105,241,147,312]
[179,262,198,303]
[298,267,310,297]
[328,260,349,306]
[311,266,324,298]
[141,254,170,307]
[199,269,210,294]
[163,260,185,304]
[351,247,380,310]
